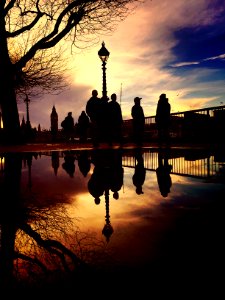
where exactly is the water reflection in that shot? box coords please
[132,148,146,194]
[156,148,172,197]
[62,151,76,178]
[77,150,91,178]
[0,147,225,291]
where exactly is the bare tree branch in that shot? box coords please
[0,0,143,142]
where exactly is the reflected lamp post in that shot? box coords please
[98,41,110,98]
[102,188,114,243]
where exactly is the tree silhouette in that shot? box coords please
[0,153,113,290]
[0,0,141,144]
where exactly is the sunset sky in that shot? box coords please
[18,0,225,130]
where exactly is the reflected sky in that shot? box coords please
[0,147,225,290]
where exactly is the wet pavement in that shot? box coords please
[0,141,224,297]
[0,140,217,153]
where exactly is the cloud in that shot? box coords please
[22,0,225,129]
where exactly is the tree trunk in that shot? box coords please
[0,73,21,144]
[0,12,21,144]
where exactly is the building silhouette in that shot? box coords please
[51,105,58,132]
[50,105,58,141]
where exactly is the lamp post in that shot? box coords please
[98,41,110,98]
[24,94,31,132]
[24,95,30,123]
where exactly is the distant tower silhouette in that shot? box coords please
[51,105,58,131]
[50,105,58,140]
[21,115,26,137]
[21,116,26,129]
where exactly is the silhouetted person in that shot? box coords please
[108,93,123,145]
[88,149,121,203]
[110,149,124,199]
[88,150,109,204]
[61,112,74,142]
[77,151,91,177]
[88,167,105,204]
[51,151,59,176]
[132,148,146,194]
[77,110,90,142]
[98,95,111,144]
[62,151,75,178]
[131,97,145,146]
[156,149,172,197]
[155,93,171,144]
[86,89,101,146]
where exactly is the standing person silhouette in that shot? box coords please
[98,95,111,144]
[77,110,90,143]
[155,93,171,145]
[108,93,123,145]
[86,90,101,147]
[131,96,145,146]
[61,112,74,142]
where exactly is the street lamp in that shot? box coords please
[98,41,110,98]
[24,94,31,132]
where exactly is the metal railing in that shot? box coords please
[123,104,225,142]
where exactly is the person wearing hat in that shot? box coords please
[131,96,145,146]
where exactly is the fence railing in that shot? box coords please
[123,104,225,142]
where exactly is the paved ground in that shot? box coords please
[0,141,216,153]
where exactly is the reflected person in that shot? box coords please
[88,149,123,203]
[62,151,76,178]
[156,149,172,197]
[110,149,124,200]
[132,148,146,195]
[77,150,91,177]
[88,149,112,204]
